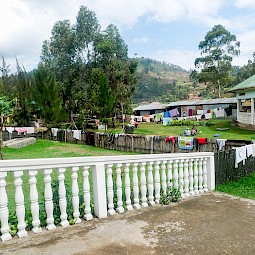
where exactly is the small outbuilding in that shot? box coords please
[229,74,255,129]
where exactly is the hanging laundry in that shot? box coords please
[163,117,172,126]
[177,117,184,120]
[73,130,81,140]
[197,110,203,115]
[164,111,170,118]
[246,144,253,157]
[196,115,202,120]
[235,146,247,168]
[25,127,35,134]
[6,127,15,134]
[165,136,175,144]
[252,144,255,157]
[169,108,179,117]
[51,128,58,137]
[216,139,227,151]
[196,138,208,144]
[205,112,212,119]
[15,127,27,135]
[178,137,194,150]
[136,116,143,122]
[188,109,193,116]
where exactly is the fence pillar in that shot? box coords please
[92,163,107,218]
[207,156,215,191]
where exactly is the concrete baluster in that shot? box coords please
[193,159,199,194]
[132,163,141,209]
[0,172,12,241]
[173,159,179,190]
[83,166,93,220]
[106,164,115,215]
[71,167,81,223]
[140,162,148,207]
[29,170,42,233]
[116,163,124,213]
[154,161,160,204]
[14,171,27,237]
[179,160,184,197]
[124,163,133,211]
[198,159,204,193]
[44,169,56,230]
[183,159,190,197]
[161,161,167,195]
[167,160,173,188]
[58,167,69,227]
[203,158,208,192]
[147,161,155,206]
[189,159,195,195]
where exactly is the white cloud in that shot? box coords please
[151,49,200,70]
[234,0,255,9]
[132,37,150,44]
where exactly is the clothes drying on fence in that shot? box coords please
[235,146,247,168]
[196,137,208,144]
[246,144,253,157]
[15,127,27,135]
[73,130,81,140]
[252,144,255,157]
[164,136,175,144]
[178,137,194,150]
[163,117,172,126]
[5,127,15,134]
[51,128,58,137]
[216,139,227,151]
[25,127,35,134]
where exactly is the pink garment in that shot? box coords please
[15,127,27,135]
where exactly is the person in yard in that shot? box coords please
[191,126,197,136]
[184,127,191,136]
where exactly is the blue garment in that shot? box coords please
[164,111,170,117]
[163,117,172,126]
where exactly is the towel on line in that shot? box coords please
[235,146,247,168]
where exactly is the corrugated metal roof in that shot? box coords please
[166,97,237,107]
[133,102,167,111]
[229,74,255,92]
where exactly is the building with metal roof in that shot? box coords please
[228,74,255,128]
[133,102,167,116]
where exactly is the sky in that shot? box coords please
[1,0,255,72]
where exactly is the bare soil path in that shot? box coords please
[1,192,255,255]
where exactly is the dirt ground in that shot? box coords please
[1,192,255,255]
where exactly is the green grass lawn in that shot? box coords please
[3,139,135,160]
[216,173,255,199]
[109,119,255,140]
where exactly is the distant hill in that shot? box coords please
[133,57,193,104]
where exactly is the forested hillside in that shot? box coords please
[133,57,193,104]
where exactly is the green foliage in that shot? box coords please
[32,65,64,123]
[166,119,206,127]
[133,57,191,103]
[195,24,240,98]
[124,124,135,134]
[159,186,181,205]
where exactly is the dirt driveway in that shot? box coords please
[1,192,255,255]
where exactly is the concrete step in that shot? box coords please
[3,137,36,149]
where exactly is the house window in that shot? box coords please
[240,99,251,113]
[239,92,245,96]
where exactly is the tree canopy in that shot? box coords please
[194,24,240,98]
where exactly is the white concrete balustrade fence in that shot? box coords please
[0,152,215,242]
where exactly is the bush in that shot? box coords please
[124,124,135,134]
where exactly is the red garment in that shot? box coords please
[196,138,207,144]
[165,136,175,144]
